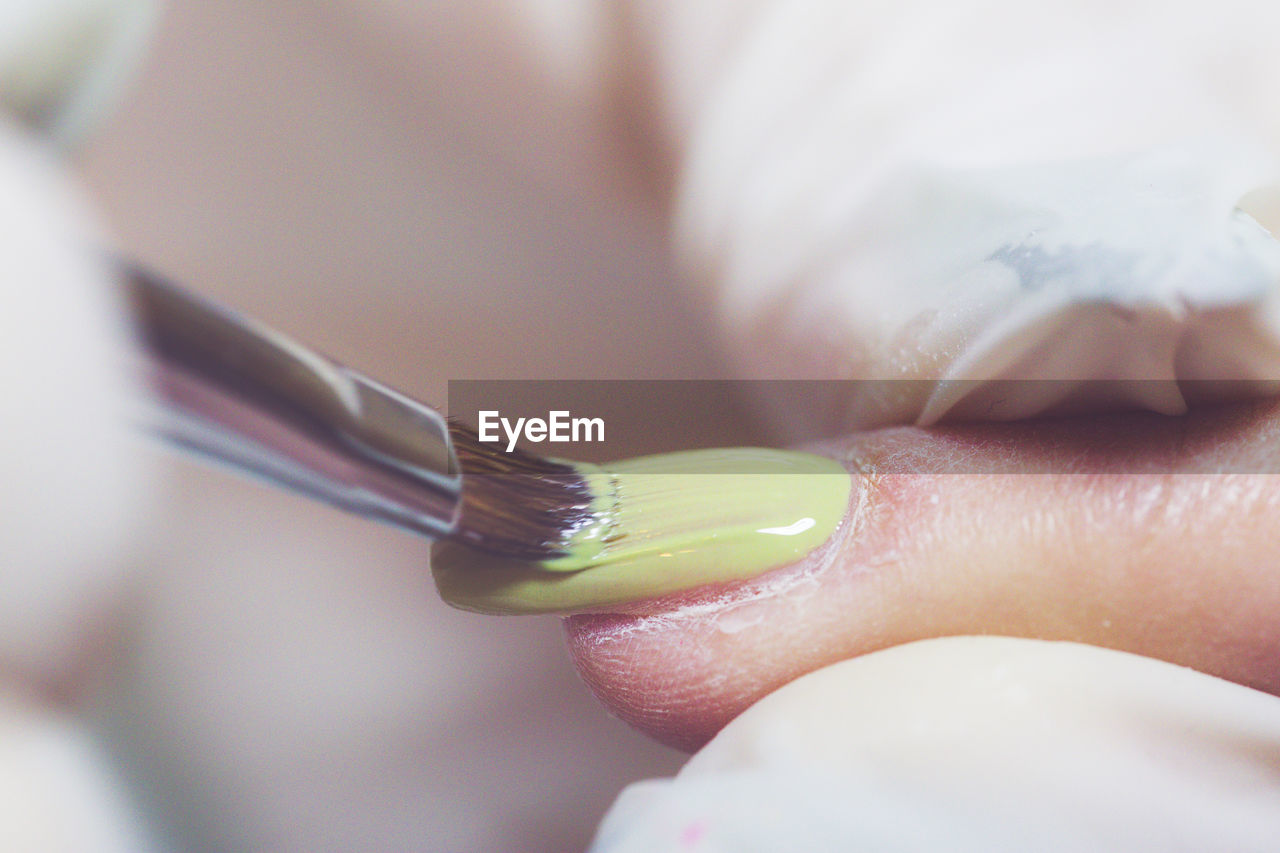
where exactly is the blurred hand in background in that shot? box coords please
[0,1,158,849]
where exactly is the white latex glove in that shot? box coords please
[637,0,1280,432]
[591,638,1280,852]
[0,1,156,848]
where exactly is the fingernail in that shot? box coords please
[432,448,851,614]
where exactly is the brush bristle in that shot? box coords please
[447,421,602,561]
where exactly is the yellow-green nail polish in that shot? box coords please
[432,448,851,614]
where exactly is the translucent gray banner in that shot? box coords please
[447,380,1280,473]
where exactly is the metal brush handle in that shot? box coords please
[124,264,462,539]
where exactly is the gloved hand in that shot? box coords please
[0,1,155,849]
[591,638,1280,851]
[635,0,1280,431]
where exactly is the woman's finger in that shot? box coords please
[567,397,1280,750]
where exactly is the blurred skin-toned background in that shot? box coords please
[71,2,732,849]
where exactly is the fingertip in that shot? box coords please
[566,405,1280,749]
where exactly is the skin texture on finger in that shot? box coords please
[567,397,1280,751]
